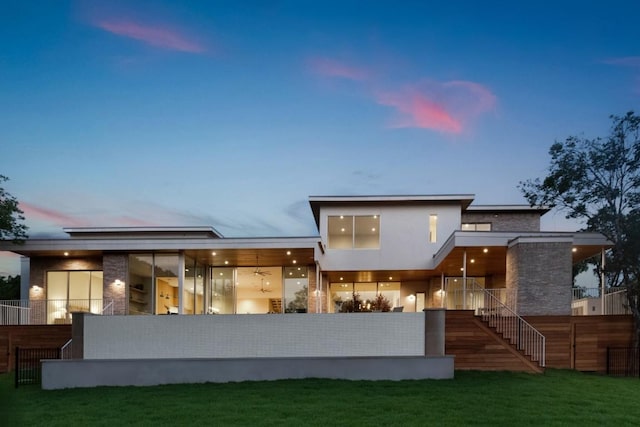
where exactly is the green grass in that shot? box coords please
[1,370,639,426]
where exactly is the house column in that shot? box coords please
[600,248,606,315]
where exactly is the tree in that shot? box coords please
[0,175,28,242]
[286,285,308,312]
[0,275,20,300]
[519,111,640,343]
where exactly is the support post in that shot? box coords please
[462,250,467,310]
[600,248,606,315]
[424,308,446,356]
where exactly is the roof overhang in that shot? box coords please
[463,205,551,215]
[433,231,612,276]
[63,226,224,239]
[0,236,320,267]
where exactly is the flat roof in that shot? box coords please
[63,226,224,239]
[464,205,551,214]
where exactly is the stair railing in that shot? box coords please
[466,280,546,367]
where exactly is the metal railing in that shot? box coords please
[0,299,114,325]
[15,347,61,388]
[60,339,73,360]
[446,279,545,367]
[0,300,30,325]
[571,287,632,315]
[443,279,517,312]
[607,347,639,377]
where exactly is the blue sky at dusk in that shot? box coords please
[2,1,640,274]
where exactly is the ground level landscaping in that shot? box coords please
[1,369,639,426]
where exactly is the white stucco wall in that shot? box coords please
[318,204,461,271]
[83,313,425,359]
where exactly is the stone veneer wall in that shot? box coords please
[461,212,541,231]
[102,254,128,315]
[506,239,572,315]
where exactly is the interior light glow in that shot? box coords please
[340,215,344,219]
[341,228,345,232]
[371,228,376,232]
[572,247,577,252]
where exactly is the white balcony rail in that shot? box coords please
[445,279,545,367]
[572,287,632,315]
[0,300,30,325]
[443,279,517,312]
[0,299,114,325]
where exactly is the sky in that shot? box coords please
[2,1,640,275]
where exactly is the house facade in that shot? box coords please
[0,194,611,324]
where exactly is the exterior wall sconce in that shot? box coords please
[408,294,416,301]
[114,279,124,286]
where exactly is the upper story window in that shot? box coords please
[328,215,380,249]
[429,214,438,243]
[461,223,492,231]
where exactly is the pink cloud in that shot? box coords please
[376,90,462,133]
[308,57,368,81]
[375,80,496,134]
[95,20,205,53]
[19,202,90,228]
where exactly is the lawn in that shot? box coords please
[1,369,639,426]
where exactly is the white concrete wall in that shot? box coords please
[318,204,461,271]
[83,313,425,359]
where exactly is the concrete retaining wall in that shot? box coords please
[42,356,455,389]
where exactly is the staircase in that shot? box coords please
[270,299,282,313]
[469,281,546,368]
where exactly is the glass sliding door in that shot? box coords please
[208,267,234,314]
[284,266,308,313]
[184,256,206,314]
[128,255,153,314]
[155,254,179,314]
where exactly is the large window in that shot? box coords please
[128,254,180,315]
[46,270,103,324]
[328,215,380,249]
[329,281,400,313]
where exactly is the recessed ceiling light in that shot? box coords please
[289,272,293,276]
[340,215,344,219]
[460,268,464,271]
[373,215,378,219]
[340,277,344,281]
[572,247,577,252]
[371,228,376,232]
[483,248,489,253]
[224,260,229,265]
[297,267,301,270]
[292,260,297,264]
[212,252,217,256]
[341,228,345,232]
[389,276,393,280]
[470,259,475,263]
[64,252,69,256]
[286,251,291,255]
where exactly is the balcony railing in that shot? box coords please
[0,299,114,325]
[571,287,631,315]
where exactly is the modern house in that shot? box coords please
[0,194,612,323]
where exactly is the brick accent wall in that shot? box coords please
[103,254,128,315]
[461,212,541,231]
[506,239,572,315]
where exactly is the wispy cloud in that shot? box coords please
[375,89,462,133]
[308,57,368,81]
[94,20,206,53]
[375,80,496,134]
[20,202,90,228]
[306,54,496,134]
[602,56,640,68]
